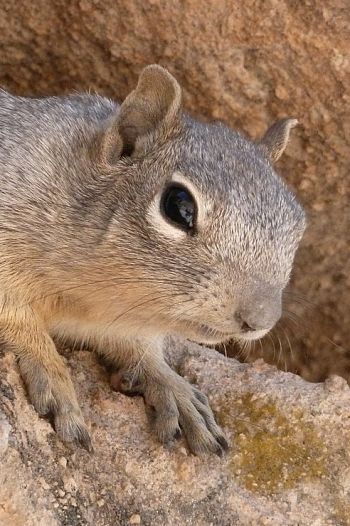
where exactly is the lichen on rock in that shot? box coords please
[1,340,350,525]
[219,393,326,494]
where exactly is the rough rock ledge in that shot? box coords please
[1,339,350,526]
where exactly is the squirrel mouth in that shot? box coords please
[183,322,234,344]
[181,322,270,345]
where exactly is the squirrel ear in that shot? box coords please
[258,118,298,162]
[102,65,182,163]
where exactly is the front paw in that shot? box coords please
[20,361,92,452]
[114,369,228,456]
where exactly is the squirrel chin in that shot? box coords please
[235,328,270,342]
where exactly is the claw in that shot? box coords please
[54,413,92,452]
[76,425,94,453]
[173,427,182,440]
[215,444,224,457]
[216,435,229,451]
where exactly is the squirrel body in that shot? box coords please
[0,66,305,453]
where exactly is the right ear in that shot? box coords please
[258,118,298,163]
[99,65,182,164]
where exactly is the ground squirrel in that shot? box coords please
[0,65,305,454]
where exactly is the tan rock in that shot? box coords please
[0,411,10,456]
[1,341,350,525]
[58,456,67,469]
[129,514,141,524]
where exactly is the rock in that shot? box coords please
[1,342,350,525]
[39,477,51,491]
[58,456,67,469]
[0,0,348,380]
[62,475,78,494]
[129,514,141,524]
[0,411,10,455]
[324,375,349,393]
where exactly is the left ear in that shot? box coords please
[258,118,298,162]
[99,65,182,164]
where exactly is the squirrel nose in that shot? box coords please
[235,310,280,333]
[235,294,282,333]
[239,320,257,333]
[235,313,259,333]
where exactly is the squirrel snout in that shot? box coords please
[234,293,282,334]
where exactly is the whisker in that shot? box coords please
[280,324,295,364]
[325,336,348,354]
[283,310,349,354]
[275,331,284,370]
[14,275,193,310]
[104,291,189,334]
[267,332,277,363]
[283,290,318,308]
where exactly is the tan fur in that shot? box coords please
[0,65,305,454]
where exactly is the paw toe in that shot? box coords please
[155,416,181,444]
[111,370,144,397]
[216,434,229,451]
[152,395,181,444]
[55,413,93,452]
[28,386,56,415]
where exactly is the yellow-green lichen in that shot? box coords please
[217,393,327,494]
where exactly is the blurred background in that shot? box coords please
[0,0,348,382]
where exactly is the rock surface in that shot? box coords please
[1,340,350,526]
[0,0,349,380]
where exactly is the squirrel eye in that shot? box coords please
[161,185,196,232]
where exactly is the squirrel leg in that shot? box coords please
[101,337,228,455]
[0,305,92,451]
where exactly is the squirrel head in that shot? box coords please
[87,65,306,345]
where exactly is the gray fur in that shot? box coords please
[0,66,305,454]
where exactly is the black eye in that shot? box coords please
[161,185,196,232]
